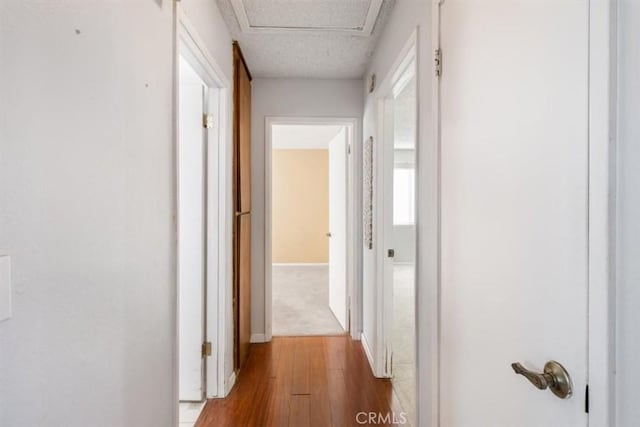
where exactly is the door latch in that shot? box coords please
[387,249,395,258]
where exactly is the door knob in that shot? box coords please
[511,361,573,399]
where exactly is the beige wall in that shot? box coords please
[272,149,329,263]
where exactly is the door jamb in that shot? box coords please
[264,116,362,342]
[428,0,617,425]
[176,6,233,401]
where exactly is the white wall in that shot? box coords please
[362,1,435,425]
[0,1,234,425]
[0,1,174,425]
[251,78,363,336]
[616,1,640,425]
[393,225,415,263]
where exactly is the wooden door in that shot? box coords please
[439,1,589,425]
[233,42,252,371]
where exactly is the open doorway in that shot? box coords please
[177,55,209,406]
[379,39,417,426]
[270,124,346,335]
[176,10,233,426]
[264,118,359,340]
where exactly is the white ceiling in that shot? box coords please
[272,124,344,149]
[216,0,396,78]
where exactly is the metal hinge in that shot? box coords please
[434,48,442,77]
[347,144,352,155]
[202,341,212,358]
[203,114,214,129]
[585,384,589,413]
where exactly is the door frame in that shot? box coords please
[422,1,617,426]
[374,32,418,380]
[175,6,234,401]
[264,116,362,342]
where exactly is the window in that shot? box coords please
[393,167,415,225]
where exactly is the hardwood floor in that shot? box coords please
[195,336,407,427]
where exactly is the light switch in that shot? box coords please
[0,255,11,322]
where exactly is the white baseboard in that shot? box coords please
[361,332,376,374]
[272,263,329,267]
[250,333,266,343]
[224,371,236,396]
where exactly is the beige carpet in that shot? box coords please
[272,264,345,336]
[392,263,417,427]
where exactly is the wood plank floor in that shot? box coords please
[195,336,407,427]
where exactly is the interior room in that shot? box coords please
[389,70,417,427]
[270,124,347,336]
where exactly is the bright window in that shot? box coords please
[393,167,415,225]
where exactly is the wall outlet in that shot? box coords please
[0,255,11,322]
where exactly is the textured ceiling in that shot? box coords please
[272,125,344,149]
[243,0,370,29]
[217,0,396,79]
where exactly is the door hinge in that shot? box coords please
[585,384,589,413]
[202,341,212,358]
[203,114,214,129]
[347,144,352,155]
[434,48,442,77]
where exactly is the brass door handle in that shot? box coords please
[511,361,573,399]
[235,211,251,217]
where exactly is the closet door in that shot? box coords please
[233,42,252,371]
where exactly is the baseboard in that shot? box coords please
[224,371,236,396]
[250,333,266,343]
[271,263,329,267]
[360,332,376,374]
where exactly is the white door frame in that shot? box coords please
[373,31,418,380]
[420,1,617,426]
[264,116,362,342]
[175,7,233,402]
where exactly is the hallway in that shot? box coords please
[195,336,406,427]
[0,1,631,426]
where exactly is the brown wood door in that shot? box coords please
[233,42,252,371]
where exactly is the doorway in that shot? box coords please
[177,55,209,404]
[176,9,233,424]
[378,43,418,426]
[264,118,359,341]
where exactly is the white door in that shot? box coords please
[329,128,348,330]
[178,57,206,401]
[440,1,589,426]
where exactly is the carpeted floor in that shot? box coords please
[392,263,417,427]
[272,264,345,336]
